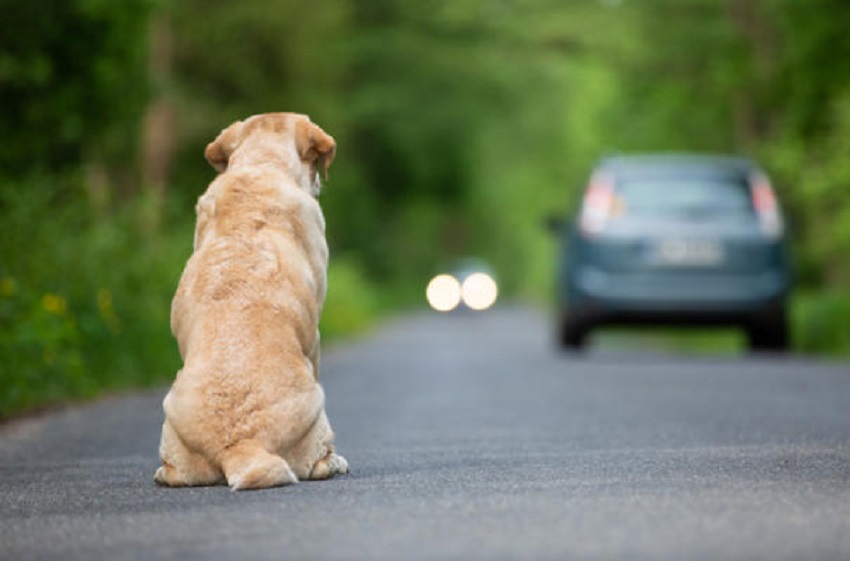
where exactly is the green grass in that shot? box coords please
[591,328,746,356]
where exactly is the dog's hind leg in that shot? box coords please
[220,439,298,491]
[284,408,349,480]
[155,419,223,487]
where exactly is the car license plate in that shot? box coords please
[650,239,724,266]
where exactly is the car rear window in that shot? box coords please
[615,177,754,217]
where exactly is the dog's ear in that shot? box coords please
[296,119,336,180]
[204,120,245,173]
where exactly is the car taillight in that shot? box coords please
[750,173,784,239]
[579,173,616,236]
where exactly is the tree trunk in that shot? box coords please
[726,0,778,147]
[140,9,175,228]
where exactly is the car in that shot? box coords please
[552,154,791,352]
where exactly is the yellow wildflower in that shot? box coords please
[0,277,14,298]
[42,293,67,315]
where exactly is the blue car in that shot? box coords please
[554,154,791,351]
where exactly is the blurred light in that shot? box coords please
[750,173,784,240]
[461,272,498,311]
[579,172,616,236]
[426,274,462,312]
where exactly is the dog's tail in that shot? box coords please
[220,439,297,491]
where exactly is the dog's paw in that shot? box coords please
[154,463,187,487]
[310,452,349,480]
[154,466,168,486]
[329,452,349,475]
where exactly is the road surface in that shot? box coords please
[2,306,849,560]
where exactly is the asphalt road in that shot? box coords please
[2,306,849,561]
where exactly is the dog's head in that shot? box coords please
[204,113,336,196]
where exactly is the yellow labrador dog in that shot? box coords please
[155,113,348,490]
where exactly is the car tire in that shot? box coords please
[559,315,588,350]
[746,314,789,353]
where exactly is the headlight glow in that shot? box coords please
[461,272,498,311]
[426,274,462,312]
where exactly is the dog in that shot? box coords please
[154,113,348,490]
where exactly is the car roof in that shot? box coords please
[597,153,761,179]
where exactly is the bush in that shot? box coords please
[792,290,850,356]
[321,258,380,342]
[0,178,386,419]
[0,179,188,418]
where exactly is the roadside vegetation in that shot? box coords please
[2,0,849,418]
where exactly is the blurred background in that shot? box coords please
[2,0,849,418]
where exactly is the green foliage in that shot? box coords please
[0,277,89,415]
[0,0,152,176]
[0,178,187,418]
[763,90,850,286]
[321,259,379,342]
[792,291,850,356]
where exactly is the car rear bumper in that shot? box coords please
[565,266,788,326]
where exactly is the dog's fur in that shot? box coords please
[154,113,347,490]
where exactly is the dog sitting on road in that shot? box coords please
[155,112,348,490]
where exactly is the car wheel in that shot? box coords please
[746,319,789,353]
[559,315,588,350]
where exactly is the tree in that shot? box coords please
[0,0,151,183]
